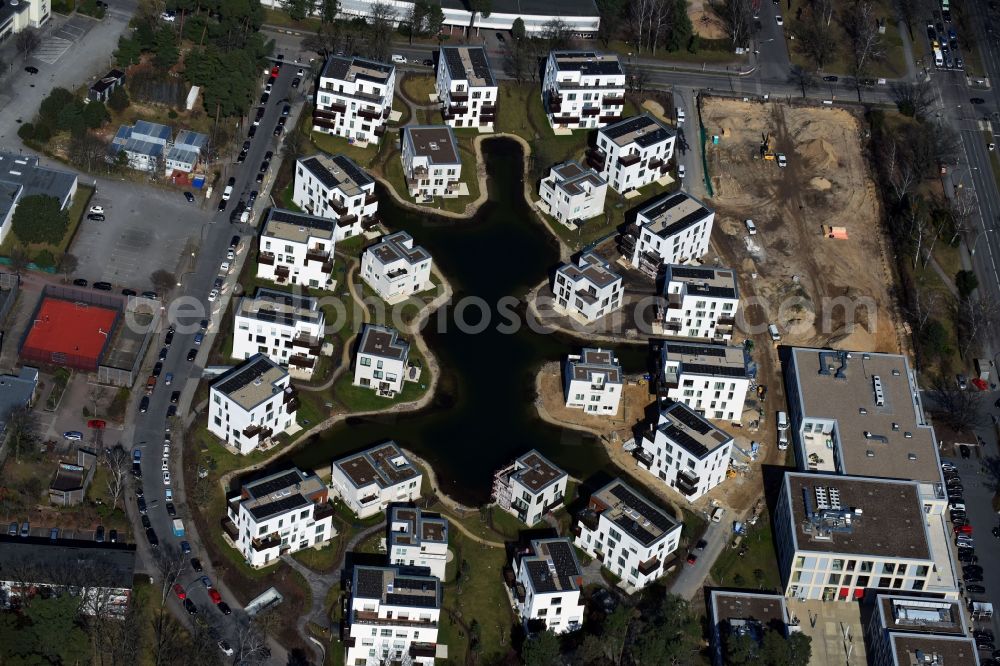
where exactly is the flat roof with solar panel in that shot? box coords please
[211,354,289,412]
[586,478,680,547]
[638,191,714,239]
[321,55,394,86]
[664,264,738,300]
[237,288,322,328]
[263,208,335,244]
[441,46,495,87]
[551,51,624,77]
[229,466,328,523]
[662,342,747,378]
[600,114,674,149]
[656,401,733,459]
[517,538,582,595]
[351,565,441,609]
[299,154,373,199]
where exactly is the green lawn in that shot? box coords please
[331,367,429,412]
[607,39,744,65]
[710,511,782,592]
[383,146,481,214]
[262,7,321,31]
[400,74,437,105]
[309,129,381,169]
[1,184,94,266]
[291,538,342,572]
[392,93,412,127]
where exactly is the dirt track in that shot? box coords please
[701,97,902,354]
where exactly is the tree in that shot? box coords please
[8,244,29,279]
[153,26,180,70]
[113,35,143,67]
[108,85,131,113]
[16,27,41,62]
[724,632,757,665]
[788,64,815,98]
[39,87,75,127]
[56,101,87,137]
[150,269,177,298]
[83,99,111,129]
[955,270,979,299]
[103,445,130,511]
[319,0,338,23]
[522,630,560,666]
[468,0,492,36]
[795,5,838,69]
[6,404,38,464]
[503,41,530,83]
[69,133,109,172]
[18,123,35,142]
[956,296,1000,359]
[929,373,984,430]
[710,0,753,50]
[12,195,69,245]
[844,0,885,81]
[425,3,444,37]
[58,252,79,282]
[366,2,397,62]
[284,0,309,21]
[406,0,427,42]
[597,0,626,47]
[512,16,526,40]
[786,632,813,665]
[542,17,571,50]
[891,80,934,119]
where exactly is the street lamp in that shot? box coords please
[970,227,998,256]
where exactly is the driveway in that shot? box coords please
[69,180,212,290]
[670,518,727,599]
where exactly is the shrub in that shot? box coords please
[32,123,52,143]
[11,195,69,245]
[34,249,56,267]
[17,123,35,141]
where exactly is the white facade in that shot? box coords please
[661,264,739,341]
[573,478,682,591]
[225,467,335,567]
[353,324,411,396]
[539,161,607,224]
[564,348,623,414]
[491,450,568,526]
[865,595,978,666]
[623,191,715,278]
[552,251,623,323]
[589,115,675,193]
[512,538,585,634]
[233,288,325,380]
[388,506,449,581]
[360,231,433,303]
[774,473,956,602]
[292,154,378,241]
[636,401,734,502]
[435,46,498,129]
[257,208,337,289]
[345,566,442,666]
[0,0,50,39]
[401,125,462,198]
[329,442,423,519]
[313,55,395,145]
[543,51,626,131]
[661,341,749,422]
[208,354,300,455]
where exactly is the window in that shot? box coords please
[361,357,371,367]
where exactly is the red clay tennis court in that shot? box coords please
[21,298,119,371]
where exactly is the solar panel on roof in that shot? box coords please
[665,343,726,357]
[303,157,339,190]
[246,470,303,498]
[670,266,714,280]
[269,209,335,232]
[546,540,580,580]
[386,593,438,608]
[641,192,689,219]
[609,483,675,534]
[354,568,385,598]
[602,116,649,140]
[683,363,747,377]
[333,155,373,187]
[526,560,557,593]
[247,494,309,521]
[663,424,709,458]
[668,403,712,434]
[216,357,275,395]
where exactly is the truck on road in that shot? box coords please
[172,519,185,537]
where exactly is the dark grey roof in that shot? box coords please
[359,324,410,360]
[0,535,136,590]
[0,153,77,206]
[266,207,335,233]
[551,51,623,75]
[441,46,495,87]
[90,69,125,94]
[601,115,673,149]
[320,55,393,84]
[0,367,37,433]
[246,494,309,521]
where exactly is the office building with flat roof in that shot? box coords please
[864,594,979,666]
[708,590,799,666]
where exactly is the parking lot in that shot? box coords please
[32,17,90,65]
[69,179,213,291]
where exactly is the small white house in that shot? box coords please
[436,46,498,130]
[661,264,739,341]
[164,130,209,176]
[660,341,749,422]
[588,114,675,194]
[636,400,734,502]
[552,252,623,323]
[109,121,171,172]
[388,506,449,581]
[539,161,607,225]
[564,348,623,415]
[621,191,715,279]
[313,55,395,145]
[401,125,463,199]
[208,354,300,455]
[360,231,433,303]
[329,442,422,519]
[491,450,568,526]
[353,324,411,396]
[542,51,626,131]
[293,154,378,241]
[232,288,326,380]
[511,538,585,634]
[224,466,335,567]
[257,208,337,289]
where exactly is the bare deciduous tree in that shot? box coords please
[956,296,1000,359]
[366,2,397,63]
[788,64,816,97]
[103,444,130,511]
[16,28,41,63]
[149,269,177,300]
[844,1,886,80]
[6,404,38,464]
[890,80,935,120]
[58,252,79,283]
[928,373,985,430]
[709,0,753,49]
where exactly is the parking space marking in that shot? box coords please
[34,37,73,65]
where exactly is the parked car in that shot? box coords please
[139,396,149,413]
[187,348,198,362]
[219,640,234,656]
[184,191,195,203]
[87,213,106,222]
[191,558,203,572]
[166,502,176,517]
[180,540,191,554]
[291,77,301,88]
[184,598,198,614]
[171,390,180,404]
[217,602,232,615]
[63,431,83,441]
[967,584,987,593]
[173,584,186,599]
[822,75,839,82]
[73,278,88,286]
[163,470,171,485]
[391,54,407,64]
[146,527,159,547]
[209,589,222,604]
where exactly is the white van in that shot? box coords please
[768,324,781,341]
[745,219,757,235]
[676,107,685,125]
[711,506,725,523]
[777,411,788,431]
[778,431,789,450]
[391,54,407,64]
[934,49,944,68]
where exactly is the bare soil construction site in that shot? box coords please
[700,97,903,353]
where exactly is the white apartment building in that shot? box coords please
[774,473,959,602]
[573,478,682,591]
[660,265,739,341]
[345,566,443,666]
[542,51,626,131]
[401,125,463,199]
[224,467,335,568]
[353,324,411,396]
[708,591,798,666]
[552,252,623,323]
[292,154,378,241]
[588,115,675,194]
[660,341,749,422]
[636,400,734,502]
[233,288,325,380]
[360,231,433,303]
[388,506,449,581]
[257,208,336,290]
[329,442,423,519]
[491,450,568,526]
[621,191,715,279]
[865,595,980,666]
[0,0,50,40]
[313,55,395,144]
[511,538,585,634]
[208,354,300,455]
[539,161,607,225]
[435,46,497,130]
[564,348,623,414]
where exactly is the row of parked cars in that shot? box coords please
[7,521,114,542]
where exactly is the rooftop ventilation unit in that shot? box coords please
[873,375,885,407]
[815,487,829,510]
